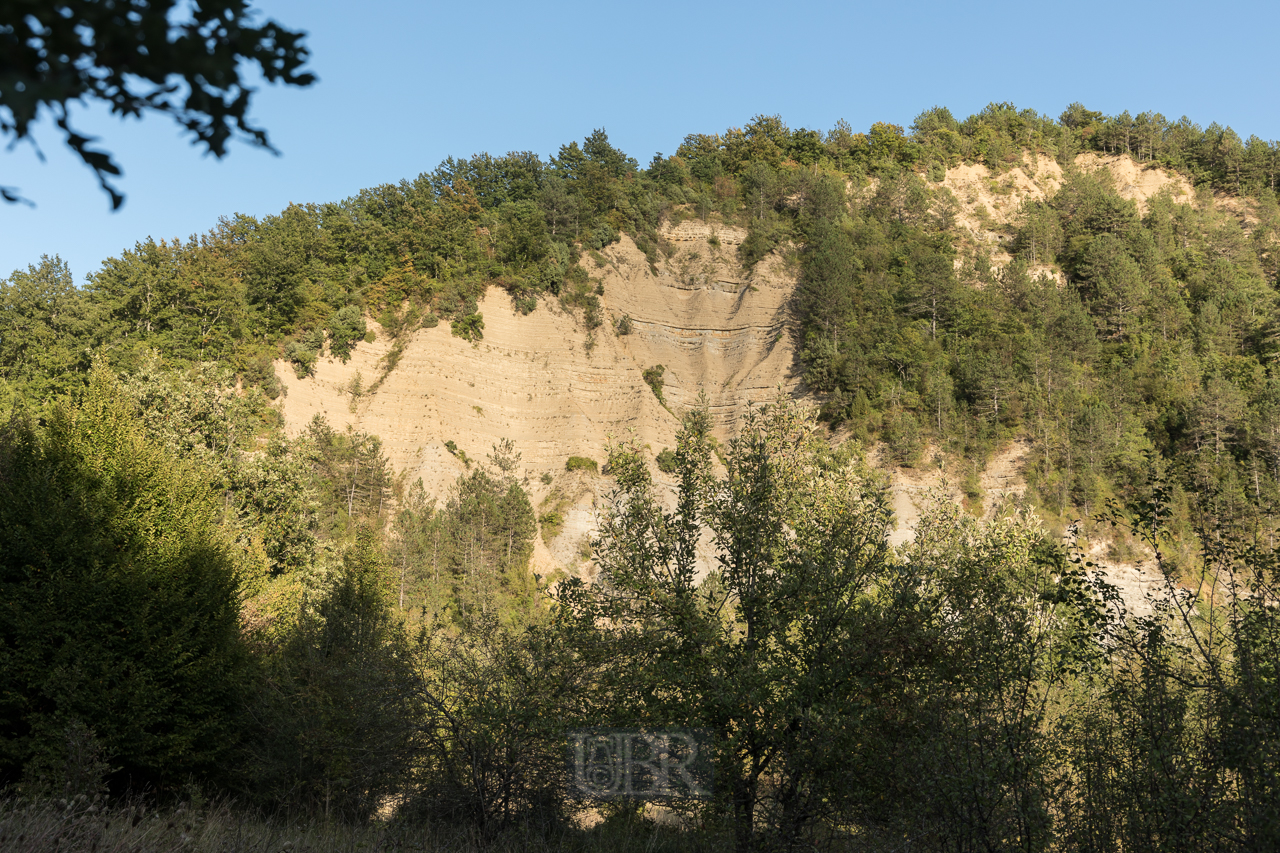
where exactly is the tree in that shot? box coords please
[561,398,902,851]
[1,0,314,207]
[1077,234,1148,339]
[0,364,251,793]
[796,217,859,343]
[242,528,421,820]
[0,254,92,401]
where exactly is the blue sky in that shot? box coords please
[4,0,1279,284]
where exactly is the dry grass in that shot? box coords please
[0,797,422,853]
[0,798,739,853]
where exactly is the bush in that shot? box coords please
[538,510,564,541]
[284,341,316,378]
[513,292,537,315]
[565,456,598,474]
[445,439,471,468]
[327,306,368,362]
[642,364,665,404]
[655,447,677,473]
[615,314,633,335]
[451,312,485,342]
[581,297,602,331]
[242,354,284,399]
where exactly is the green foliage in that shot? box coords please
[1044,483,1280,851]
[537,510,564,544]
[0,255,92,403]
[284,340,317,378]
[0,0,313,207]
[561,397,1122,850]
[241,529,420,820]
[0,366,250,793]
[641,364,665,404]
[565,455,598,474]
[6,105,1280,846]
[304,416,393,539]
[559,264,603,330]
[439,464,537,611]
[410,609,590,832]
[327,306,368,362]
[451,312,485,342]
[392,439,538,620]
[113,354,321,578]
[560,398,905,847]
[445,439,471,468]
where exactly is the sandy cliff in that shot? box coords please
[274,222,801,574]
[273,161,1212,607]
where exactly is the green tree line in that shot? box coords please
[5,102,1276,397]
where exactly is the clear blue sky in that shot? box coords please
[4,0,1279,284]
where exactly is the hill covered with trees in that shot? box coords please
[2,102,1279,852]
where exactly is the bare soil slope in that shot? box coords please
[274,226,800,574]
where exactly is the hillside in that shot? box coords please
[272,220,796,573]
[6,104,1280,848]
[5,102,1279,599]
[269,148,1257,605]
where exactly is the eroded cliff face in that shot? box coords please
[273,221,801,575]
[272,161,1224,604]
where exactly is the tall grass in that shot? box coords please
[0,798,740,853]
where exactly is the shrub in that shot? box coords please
[303,326,326,354]
[284,341,316,378]
[655,447,677,473]
[538,511,564,541]
[582,298,602,331]
[451,312,485,342]
[642,364,666,404]
[328,306,368,362]
[565,456,598,474]
[445,440,472,468]
[615,314,633,336]
[513,292,538,315]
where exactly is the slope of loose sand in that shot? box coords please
[274,227,800,575]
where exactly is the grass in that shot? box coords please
[0,797,411,853]
[0,797,746,853]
